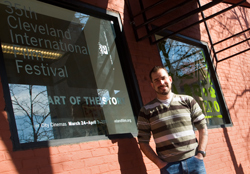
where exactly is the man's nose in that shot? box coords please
[160,80,165,84]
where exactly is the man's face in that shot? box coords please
[151,68,172,98]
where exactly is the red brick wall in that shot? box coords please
[0,0,250,174]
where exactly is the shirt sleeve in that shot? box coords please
[137,107,151,143]
[189,96,207,130]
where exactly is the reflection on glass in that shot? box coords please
[157,38,225,126]
[9,84,53,143]
[0,0,137,143]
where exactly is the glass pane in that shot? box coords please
[9,84,54,143]
[0,0,137,143]
[157,37,226,126]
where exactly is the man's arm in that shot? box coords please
[196,124,208,159]
[139,142,167,169]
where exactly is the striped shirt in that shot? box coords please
[137,93,207,162]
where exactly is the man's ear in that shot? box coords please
[150,82,154,89]
[169,76,173,83]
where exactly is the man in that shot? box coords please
[137,66,208,174]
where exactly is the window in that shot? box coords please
[156,34,232,127]
[0,0,140,149]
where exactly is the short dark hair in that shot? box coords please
[149,66,169,81]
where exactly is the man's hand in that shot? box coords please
[139,142,168,169]
[195,152,204,160]
[158,161,168,169]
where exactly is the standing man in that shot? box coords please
[137,66,208,174]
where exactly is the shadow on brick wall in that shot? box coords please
[0,83,53,174]
[210,5,250,174]
[111,138,147,174]
[223,89,250,174]
[223,127,245,174]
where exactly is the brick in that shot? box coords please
[147,169,160,174]
[117,153,136,162]
[99,140,114,148]
[68,169,83,174]
[0,171,19,174]
[58,144,81,153]
[102,154,119,163]
[0,1,250,174]
[103,170,121,174]
[0,140,12,151]
[145,163,158,171]
[0,111,8,120]
[38,166,53,174]
[0,160,21,173]
[90,165,100,174]
[120,167,142,174]
[84,156,103,167]
[8,150,34,160]
[109,146,119,154]
[62,160,84,171]
[51,163,64,173]
[48,146,59,155]
[118,160,134,169]
[50,154,71,164]
[108,162,120,171]
[81,167,92,174]
[92,148,110,157]
[22,158,50,169]
[99,163,110,173]
[71,150,92,160]
[34,148,51,157]
[0,151,6,161]
[80,141,100,150]
[0,96,5,110]
[1,169,39,174]
[16,169,39,174]
[0,121,10,130]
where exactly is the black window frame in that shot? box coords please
[0,0,142,150]
[155,30,232,129]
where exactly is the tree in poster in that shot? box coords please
[9,84,53,143]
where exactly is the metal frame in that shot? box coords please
[156,30,233,127]
[0,0,142,150]
[125,0,250,63]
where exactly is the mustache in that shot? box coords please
[158,85,168,88]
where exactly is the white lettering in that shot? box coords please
[15,59,23,73]
[7,15,17,29]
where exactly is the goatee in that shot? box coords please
[156,90,170,95]
[156,85,170,95]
